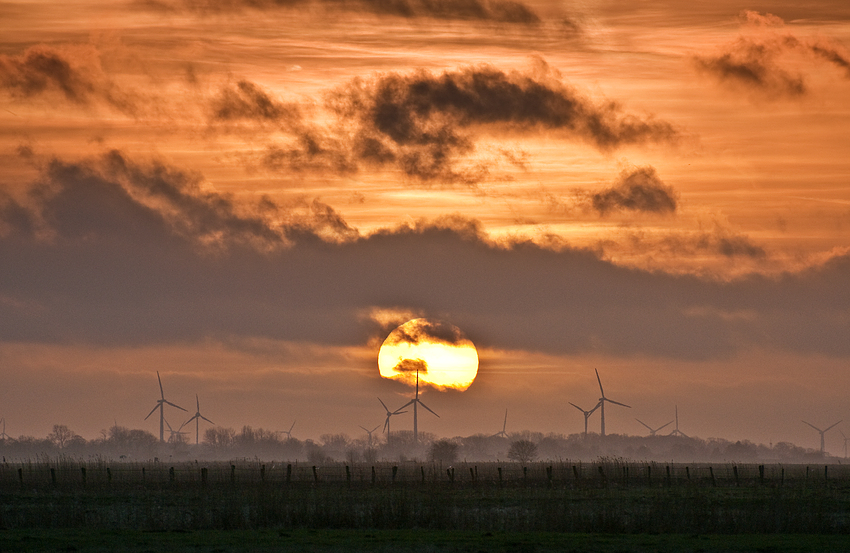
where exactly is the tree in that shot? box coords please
[429,439,459,464]
[507,439,538,464]
[48,424,81,449]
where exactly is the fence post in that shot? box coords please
[759,465,764,484]
[497,467,503,487]
[733,465,739,487]
[665,465,671,487]
[80,467,86,486]
[107,467,112,484]
[169,466,175,483]
[312,466,319,483]
[261,464,266,482]
[50,468,56,486]
[421,466,426,483]
[371,466,376,486]
[201,467,208,485]
[709,466,716,487]
[287,464,292,484]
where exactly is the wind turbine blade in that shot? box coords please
[164,419,173,431]
[371,424,381,433]
[383,416,390,432]
[200,415,214,425]
[635,418,652,431]
[393,410,408,415]
[606,398,631,408]
[165,400,188,412]
[378,397,390,413]
[359,425,369,432]
[144,404,159,420]
[802,420,822,432]
[196,394,200,411]
[289,421,296,432]
[825,421,843,432]
[568,402,585,413]
[396,400,414,412]
[418,401,440,418]
[503,409,508,432]
[595,368,604,396]
[589,401,602,414]
[657,421,674,431]
[157,371,164,399]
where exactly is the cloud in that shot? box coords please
[590,166,678,215]
[384,318,472,347]
[392,358,428,374]
[142,0,542,24]
[694,12,850,98]
[0,45,138,114]
[210,80,300,124]
[263,65,679,184]
[693,37,806,98]
[2,152,849,361]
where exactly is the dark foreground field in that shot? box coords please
[2,460,850,551]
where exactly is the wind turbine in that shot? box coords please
[280,421,296,440]
[359,424,381,447]
[378,397,406,445]
[668,406,688,437]
[840,430,849,459]
[0,418,11,441]
[802,420,842,453]
[181,394,214,445]
[492,409,509,438]
[636,418,674,436]
[569,401,601,435]
[164,419,188,444]
[144,371,187,443]
[595,369,630,436]
[397,367,439,443]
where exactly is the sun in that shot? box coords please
[377,318,478,391]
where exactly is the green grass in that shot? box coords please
[3,529,850,553]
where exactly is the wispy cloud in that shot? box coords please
[139,0,542,24]
[589,166,678,216]
[0,45,139,115]
[694,11,850,99]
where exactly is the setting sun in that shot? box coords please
[377,319,479,391]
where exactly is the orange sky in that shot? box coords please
[1,0,850,454]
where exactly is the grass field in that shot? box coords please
[2,460,850,551]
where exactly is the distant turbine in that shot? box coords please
[668,406,688,438]
[144,371,187,443]
[0,418,10,441]
[359,424,381,447]
[802,420,842,453]
[569,401,601,436]
[840,430,849,459]
[378,397,406,445]
[397,367,440,443]
[181,394,214,445]
[492,409,509,438]
[280,421,296,440]
[635,418,674,436]
[164,418,188,444]
[595,369,630,436]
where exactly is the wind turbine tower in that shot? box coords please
[182,394,215,445]
[492,409,509,438]
[802,420,842,453]
[569,401,600,435]
[144,371,187,443]
[397,367,439,443]
[595,369,630,436]
[0,418,10,441]
[668,406,688,438]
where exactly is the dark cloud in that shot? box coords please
[263,65,679,184]
[590,166,678,215]
[385,318,471,347]
[693,38,806,98]
[144,0,541,24]
[391,358,428,373]
[809,41,850,77]
[210,80,302,128]
[0,46,137,114]
[2,152,848,361]
[694,13,850,98]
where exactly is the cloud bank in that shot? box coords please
[1,152,849,362]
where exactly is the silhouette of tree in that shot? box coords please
[507,439,538,463]
[429,439,459,463]
[47,424,81,449]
